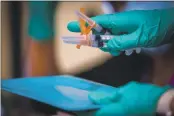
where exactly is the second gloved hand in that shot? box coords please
[88,82,171,116]
[67,8,174,56]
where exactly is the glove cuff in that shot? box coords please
[163,22,174,44]
[28,17,55,41]
[28,1,57,41]
[160,8,174,45]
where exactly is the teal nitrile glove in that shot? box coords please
[67,8,174,56]
[28,1,57,41]
[88,82,171,116]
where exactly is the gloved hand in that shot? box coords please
[87,82,171,116]
[67,8,174,56]
[28,1,57,41]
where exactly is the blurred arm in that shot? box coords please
[25,1,58,77]
[157,89,174,115]
[26,40,58,76]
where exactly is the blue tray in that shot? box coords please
[1,75,116,112]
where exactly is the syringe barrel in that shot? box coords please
[90,35,114,47]
[91,35,141,55]
[94,24,111,35]
[62,34,114,48]
[62,34,141,55]
[62,35,89,46]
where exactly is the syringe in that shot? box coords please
[75,11,111,35]
[62,34,142,56]
[62,34,115,48]
[75,11,141,55]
